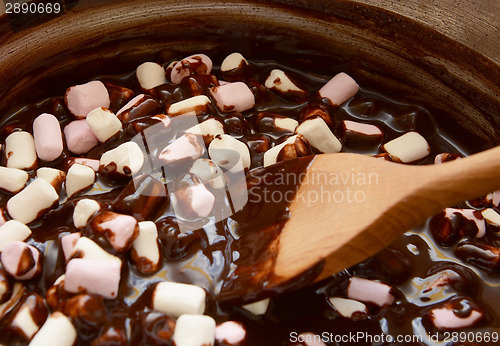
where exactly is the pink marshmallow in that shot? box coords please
[493,190,500,207]
[65,81,111,119]
[61,232,81,261]
[33,113,64,161]
[64,120,99,154]
[210,82,255,113]
[431,307,483,330]
[159,133,205,164]
[444,208,486,238]
[91,211,138,252]
[347,277,394,307]
[73,158,100,171]
[215,321,246,345]
[65,258,121,299]
[116,94,145,116]
[0,208,5,226]
[1,241,41,280]
[174,175,216,219]
[170,54,213,84]
[319,72,360,106]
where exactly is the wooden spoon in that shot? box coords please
[220,146,500,301]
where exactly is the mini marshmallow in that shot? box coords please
[257,112,298,133]
[136,62,167,89]
[319,72,360,106]
[69,158,100,171]
[73,199,100,228]
[61,233,81,262]
[5,131,37,170]
[221,53,248,72]
[65,163,95,198]
[7,178,59,224]
[492,190,500,207]
[100,141,144,176]
[347,277,394,307]
[32,113,63,161]
[0,283,25,319]
[11,294,47,340]
[263,135,310,167]
[0,220,32,251]
[65,80,110,119]
[70,237,121,266]
[63,120,99,154]
[131,221,161,274]
[36,167,65,193]
[170,54,213,84]
[296,333,327,346]
[86,107,122,142]
[482,208,500,227]
[241,298,270,315]
[328,297,368,319]
[173,314,215,346]
[215,321,246,345]
[0,268,10,302]
[152,281,206,317]
[208,134,251,170]
[1,241,41,280]
[167,95,211,117]
[189,159,225,189]
[90,211,138,252]
[430,307,483,330]
[445,208,486,238]
[0,209,5,227]
[29,311,77,346]
[434,153,461,164]
[0,166,29,193]
[274,117,299,133]
[296,117,341,154]
[159,133,205,165]
[173,174,216,219]
[186,118,225,144]
[264,69,307,99]
[65,258,121,299]
[210,82,255,113]
[382,131,430,163]
[116,94,159,123]
[340,120,383,145]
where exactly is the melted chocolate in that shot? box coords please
[0,51,499,346]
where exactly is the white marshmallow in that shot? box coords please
[382,131,430,163]
[189,159,226,189]
[444,208,486,238]
[482,208,500,227]
[274,117,299,133]
[328,297,368,319]
[208,134,251,171]
[492,190,500,207]
[263,135,301,167]
[86,107,122,142]
[70,237,121,266]
[65,258,121,299]
[221,53,248,72]
[0,166,29,193]
[186,118,225,143]
[159,133,205,165]
[0,220,31,251]
[170,54,213,84]
[210,82,255,113]
[0,270,9,302]
[65,163,95,198]
[36,167,65,193]
[136,62,167,89]
[60,232,81,262]
[5,131,37,170]
[73,199,100,228]
[296,117,341,154]
[347,277,394,307]
[319,72,360,106]
[265,69,306,97]
[63,120,99,155]
[173,314,216,346]
[100,141,144,176]
[64,80,110,119]
[11,295,44,340]
[430,307,483,330]
[215,321,246,345]
[29,312,76,346]
[0,283,25,319]
[32,113,64,161]
[241,298,270,315]
[132,221,160,273]
[152,281,206,317]
[167,95,211,117]
[7,178,59,224]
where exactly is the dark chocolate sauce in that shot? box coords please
[0,50,499,346]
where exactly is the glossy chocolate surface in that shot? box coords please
[0,49,499,345]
